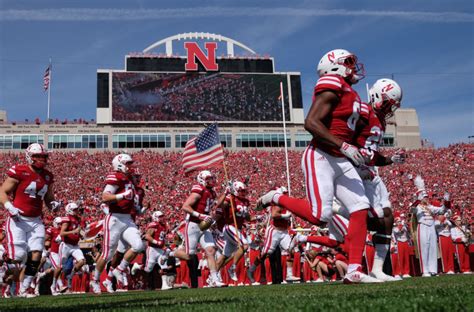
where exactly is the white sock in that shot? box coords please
[108,267,115,279]
[93,269,100,281]
[372,244,389,273]
[210,270,218,280]
[21,275,34,290]
[118,259,129,272]
[273,193,282,204]
[57,278,64,288]
[52,278,57,288]
[286,266,293,277]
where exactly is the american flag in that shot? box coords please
[43,65,51,91]
[182,123,224,173]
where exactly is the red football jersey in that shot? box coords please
[46,227,61,253]
[355,104,385,152]
[60,215,81,245]
[7,164,54,217]
[272,206,290,229]
[147,221,167,248]
[216,195,249,229]
[104,171,135,214]
[310,74,363,157]
[188,184,216,223]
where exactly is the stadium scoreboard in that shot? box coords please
[97,32,303,125]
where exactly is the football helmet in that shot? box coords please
[65,202,80,215]
[112,153,134,174]
[317,49,365,84]
[197,170,216,188]
[152,211,164,222]
[53,217,62,228]
[25,143,48,169]
[369,78,402,118]
[232,181,247,197]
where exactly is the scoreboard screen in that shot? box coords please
[110,72,296,123]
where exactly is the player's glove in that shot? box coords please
[359,148,374,163]
[4,201,20,218]
[340,142,365,166]
[100,203,110,215]
[198,214,213,224]
[116,189,134,201]
[391,149,407,164]
[443,192,450,201]
[50,200,62,212]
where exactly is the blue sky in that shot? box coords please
[0,0,473,147]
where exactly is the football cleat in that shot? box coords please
[50,284,59,296]
[131,263,142,276]
[102,279,114,293]
[422,273,431,277]
[343,270,383,284]
[255,188,285,211]
[18,288,37,298]
[314,278,324,283]
[113,268,126,285]
[369,271,401,282]
[286,275,301,282]
[402,274,412,278]
[89,280,101,294]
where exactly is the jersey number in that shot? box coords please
[347,101,361,131]
[24,182,48,199]
[365,126,383,150]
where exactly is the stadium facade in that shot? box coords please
[0,33,421,152]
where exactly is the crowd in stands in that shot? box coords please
[112,73,290,122]
[0,143,471,235]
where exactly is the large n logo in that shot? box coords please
[184,42,219,71]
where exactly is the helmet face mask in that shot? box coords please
[26,143,48,169]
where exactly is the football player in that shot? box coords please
[58,202,86,292]
[89,153,144,294]
[47,217,66,295]
[0,143,62,297]
[172,170,223,287]
[256,50,377,283]
[214,181,252,283]
[143,211,168,280]
[102,170,147,292]
[353,78,404,281]
[248,187,300,284]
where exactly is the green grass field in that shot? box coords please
[1,275,472,312]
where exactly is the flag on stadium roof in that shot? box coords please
[43,65,51,91]
[182,123,224,173]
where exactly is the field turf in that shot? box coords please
[1,275,472,312]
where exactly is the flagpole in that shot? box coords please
[279,82,291,196]
[47,57,52,122]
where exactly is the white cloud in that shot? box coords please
[0,7,473,23]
